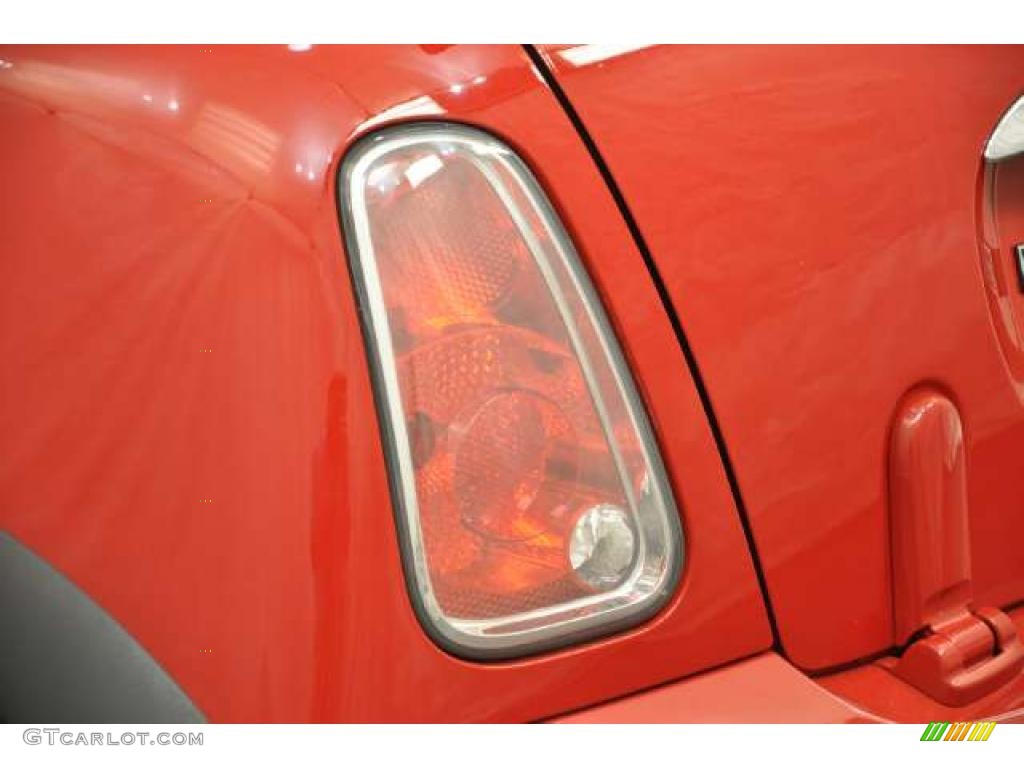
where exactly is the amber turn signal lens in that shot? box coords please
[340,123,682,658]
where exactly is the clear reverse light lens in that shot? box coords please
[339,122,682,658]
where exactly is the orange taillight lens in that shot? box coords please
[340,124,681,657]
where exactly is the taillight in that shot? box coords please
[339,123,682,658]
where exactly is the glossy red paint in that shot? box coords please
[560,606,1024,723]
[885,390,1023,705]
[554,652,878,723]
[541,44,1024,671]
[820,606,1024,724]
[0,45,771,722]
[888,390,971,646]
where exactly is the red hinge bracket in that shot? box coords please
[886,390,1023,706]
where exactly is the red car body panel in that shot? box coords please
[554,652,879,723]
[540,44,1024,671]
[2,43,1022,723]
[819,606,1024,724]
[557,607,1024,723]
[0,44,771,722]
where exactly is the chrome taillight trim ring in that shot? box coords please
[338,122,683,659]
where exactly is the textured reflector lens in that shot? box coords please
[340,123,682,657]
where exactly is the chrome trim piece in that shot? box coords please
[985,95,1024,162]
[338,123,683,659]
